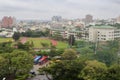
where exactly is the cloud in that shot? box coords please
[0,0,119,20]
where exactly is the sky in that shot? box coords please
[0,0,120,20]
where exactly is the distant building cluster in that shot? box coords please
[0,14,120,41]
[52,16,62,22]
[50,15,120,42]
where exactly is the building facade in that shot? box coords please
[1,16,16,28]
[50,25,88,41]
[89,26,120,42]
[85,14,93,24]
[116,16,120,23]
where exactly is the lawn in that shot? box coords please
[27,38,68,49]
[0,38,13,43]
[0,37,68,49]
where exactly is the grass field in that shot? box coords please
[0,37,68,49]
[0,38,13,43]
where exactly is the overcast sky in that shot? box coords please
[0,0,120,20]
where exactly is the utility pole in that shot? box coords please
[94,35,98,54]
[95,41,97,54]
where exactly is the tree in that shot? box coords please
[49,49,57,57]
[75,40,86,48]
[21,29,50,37]
[17,41,33,51]
[0,42,14,53]
[12,32,21,41]
[109,23,120,29]
[95,50,117,66]
[81,60,107,80]
[107,40,119,51]
[41,60,85,80]
[68,35,75,47]
[0,56,8,80]
[79,53,94,61]
[105,64,120,80]
[41,42,49,48]
[44,28,50,37]
[61,49,77,60]
[1,50,33,80]
[79,47,94,54]
[94,40,119,66]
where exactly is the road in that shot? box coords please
[28,62,51,80]
[28,75,49,80]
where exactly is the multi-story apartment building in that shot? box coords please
[1,16,16,28]
[114,29,120,39]
[89,25,120,42]
[84,14,93,24]
[116,16,120,23]
[50,24,88,40]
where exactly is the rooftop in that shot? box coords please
[91,25,114,29]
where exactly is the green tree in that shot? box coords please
[81,60,107,80]
[17,41,33,51]
[0,56,8,80]
[107,40,119,51]
[44,28,50,37]
[105,64,120,80]
[79,53,94,61]
[95,50,117,66]
[79,47,94,54]
[0,42,14,53]
[94,40,119,66]
[75,40,86,48]
[1,50,33,80]
[109,23,120,29]
[49,49,57,57]
[12,32,21,41]
[41,42,49,48]
[42,60,85,80]
[61,49,77,60]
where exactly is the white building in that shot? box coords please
[116,16,120,23]
[89,25,120,42]
[50,25,88,40]
[0,31,14,37]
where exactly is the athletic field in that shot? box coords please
[0,37,68,49]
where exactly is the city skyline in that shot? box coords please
[0,0,120,20]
